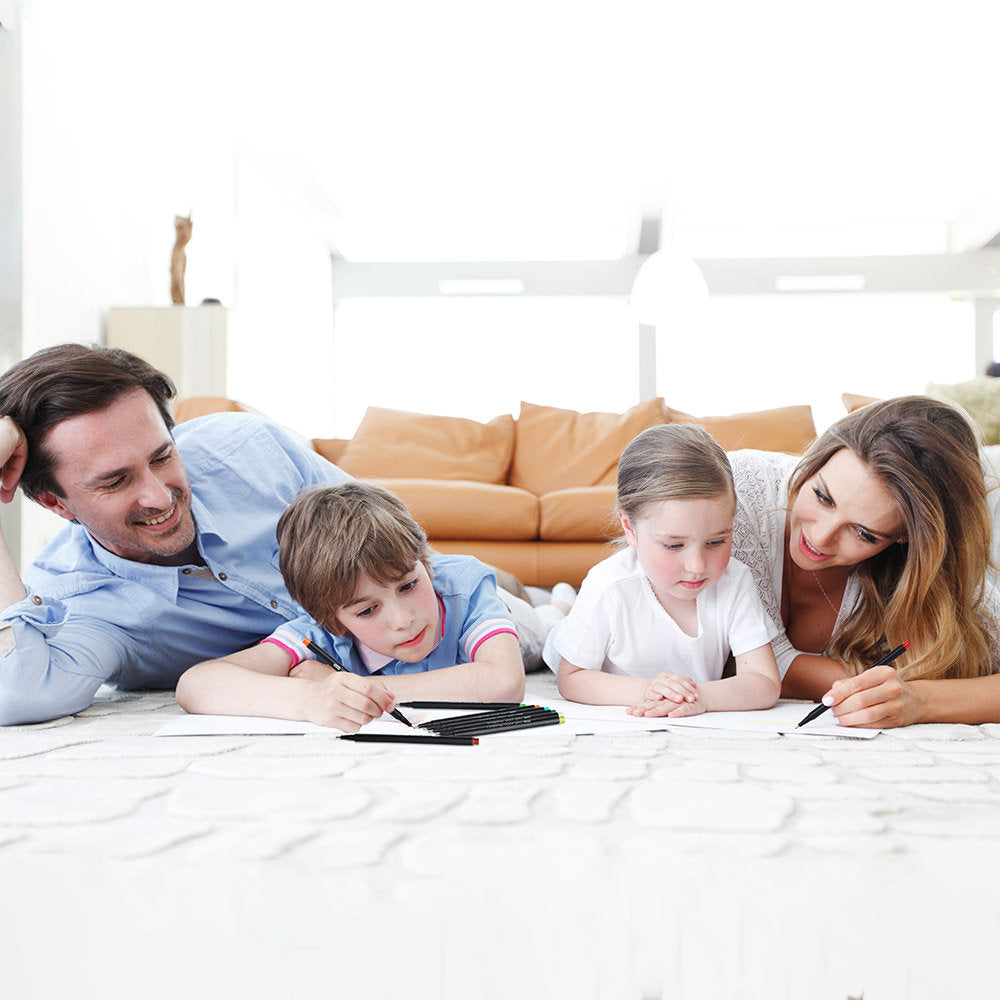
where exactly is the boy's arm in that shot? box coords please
[376,632,526,702]
[175,642,396,732]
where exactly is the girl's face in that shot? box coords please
[335,561,441,662]
[620,494,735,609]
[788,447,906,572]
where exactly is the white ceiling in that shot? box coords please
[81,0,1000,262]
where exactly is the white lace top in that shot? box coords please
[730,449,1000,677]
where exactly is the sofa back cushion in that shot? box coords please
[666,404,817,454]
[509,398,667,496]
[336,406,516,484]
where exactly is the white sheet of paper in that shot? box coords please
[154,714,421,737]
[529,697,880,739]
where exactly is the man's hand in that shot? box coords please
[0,417,28,504]
[823,664,924,728]
[306,671,397,732]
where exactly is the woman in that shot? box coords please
[728,395,1000,727]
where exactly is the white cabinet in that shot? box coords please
[105,305,227,400]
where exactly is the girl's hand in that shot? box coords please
[627,689,707,718]
[823,664,923,729]
[306,672,396,732]
[640,670,698,705]
[628,673,705,718]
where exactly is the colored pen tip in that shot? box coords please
[903,641,910,649]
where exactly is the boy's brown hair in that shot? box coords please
[277,482,432,634]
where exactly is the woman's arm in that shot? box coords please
[175,642,396,731]
[375,632,526,703]
[825,667,1000,727]
[781,652,850,700]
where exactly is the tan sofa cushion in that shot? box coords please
[173,395,246,423]
[666,404,817,454]
[842,392,879,413]
[539,486,619,541]
[510,398,666,495]
[370,478,539,540]
[337,407,515,484]
[312,437,350,464]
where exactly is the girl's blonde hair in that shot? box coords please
[789,395,994,680]
[276,482,432,635]
[617,423,735,521]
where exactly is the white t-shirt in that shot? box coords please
[542,547,774,683]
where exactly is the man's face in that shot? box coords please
[37,389,197,565]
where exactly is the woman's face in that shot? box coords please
[788,448,906,572]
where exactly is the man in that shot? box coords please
[0,343,396,727]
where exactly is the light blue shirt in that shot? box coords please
[0,413,349,725]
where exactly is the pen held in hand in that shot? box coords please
[302,637,414,728]
[796,641,910,728]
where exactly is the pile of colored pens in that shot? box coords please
[417,703,563,738]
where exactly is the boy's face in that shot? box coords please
[336,562,441,662]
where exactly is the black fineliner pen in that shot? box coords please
[400,701,530,710]
[422,709,559,735]
[339,733,478,746]
[796,641,910,728]
[302,638,414,728]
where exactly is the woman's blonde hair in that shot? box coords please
[617,423,735,521]
[276,482,432,635]
[789,395,994,680]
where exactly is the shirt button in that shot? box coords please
[32,595,43,606]
[270,600,278,609]
[182,568,192,575]
[218,572,228,581]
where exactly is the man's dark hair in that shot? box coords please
[0,343,176,500]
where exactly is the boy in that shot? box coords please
[176,483,573,725]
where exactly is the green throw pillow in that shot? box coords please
[925,376,1000,445]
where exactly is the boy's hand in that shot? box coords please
[307,672,396,732]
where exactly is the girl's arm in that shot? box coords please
[175,642,396,731]
[825,668,1000,727]
[558,658,650,705]
[374,632,526,703]
[697,642,781,712]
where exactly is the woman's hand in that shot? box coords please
[823,664,924,728]
[0,416,28,504]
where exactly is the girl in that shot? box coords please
[545,423,780,717]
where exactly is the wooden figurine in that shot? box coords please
[170,213,193,305]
